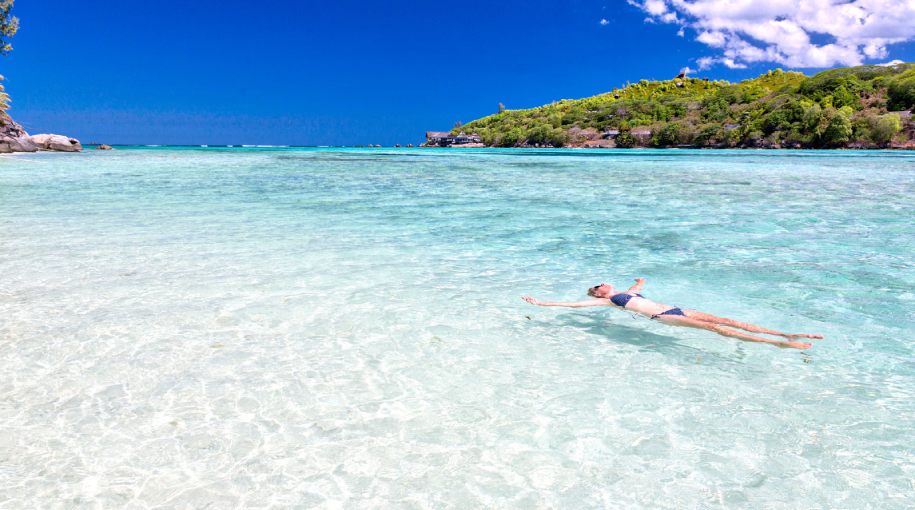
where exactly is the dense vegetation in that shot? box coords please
[457,63,915,149]
[0,0,18,112]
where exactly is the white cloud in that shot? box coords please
[629,0,915,69]
[696,56,716,70]
[600,18,610,26]
[722,57,748,69]
[643,0,669,16]
[696,30,726,47]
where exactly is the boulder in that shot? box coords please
[0,115,39,152]
[97,144,113,150]
[13,136,38,152]
[29,134,83,152]
[0,135,38,152]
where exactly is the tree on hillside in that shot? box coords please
[615,131,636,148]
[887,74,915,111]
[500,127,523,147]
[821,107,853,147]
[1,0,17,55]
[870,113,902,146]
[0,0,17,113]
[0,75,8,112]
[832,84,858,109]
[653,122,686,146]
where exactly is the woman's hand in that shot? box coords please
[628,277,646,293]
[522,296,541,305]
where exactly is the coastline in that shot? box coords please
[21,144,913,153]
[421,143,915,150]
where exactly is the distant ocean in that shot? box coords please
[2,147,913,508]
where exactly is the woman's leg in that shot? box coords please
[655,315,813,349]
[683,309,823,339]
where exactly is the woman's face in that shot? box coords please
[589,283,614,298]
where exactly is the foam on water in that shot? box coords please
[1,148,913,508]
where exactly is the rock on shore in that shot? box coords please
[1,114,81,153]
[0,115,37,153]
[29,134,83,152]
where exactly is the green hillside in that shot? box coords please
[453,63,915,149]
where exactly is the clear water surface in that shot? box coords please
[1,147,913,508]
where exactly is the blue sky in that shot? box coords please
[3,0,914,145]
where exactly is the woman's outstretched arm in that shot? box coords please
[522,296,609,308]
[626,277,646,293]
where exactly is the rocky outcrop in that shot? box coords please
[97,144,113,150]
[29,134,83,152]
[0,115,38,152]
[0,114,81,153]
[1,135,38,152]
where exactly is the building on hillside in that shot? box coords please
[602,129,620,139]
[425,132,453,146]
[453,132,482,144]
[425,131,481,146]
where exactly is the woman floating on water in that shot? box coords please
[522,278,823,349]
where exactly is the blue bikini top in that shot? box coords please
[610,292,643,308]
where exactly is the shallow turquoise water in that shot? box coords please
[1,147,913,508]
